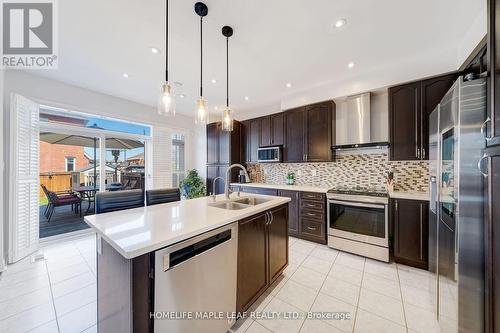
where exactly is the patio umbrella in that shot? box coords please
[39,132,144,187]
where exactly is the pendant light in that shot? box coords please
[221,26,234,132]
[195,2,208,125]
[158,0,175,116]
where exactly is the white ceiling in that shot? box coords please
[31,0,486,119]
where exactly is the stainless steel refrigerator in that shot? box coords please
[428,76,486,333]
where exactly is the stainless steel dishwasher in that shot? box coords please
[154,223,238,333]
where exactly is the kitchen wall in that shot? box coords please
[246,150,429,192]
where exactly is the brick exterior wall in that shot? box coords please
[39,141,91,173]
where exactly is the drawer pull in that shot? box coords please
[306,226,317,231]
[307,212,317,216]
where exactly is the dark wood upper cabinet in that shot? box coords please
[249,118,260,163]
[271,113,284,146]
[389,82,421,161]
[206,122,219,165]
[284,107,306,162]
[421,74,457,159]
[305,102,334,162]
[283,101,334,163]
[260,113,284,147]
[389,74,456,161]
[260,116,271,147]
[393,198,428,269]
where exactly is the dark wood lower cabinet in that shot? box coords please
[278,190,300,236]
[236,205,288,313]
[236,212,269,313]
[393,198,429,269]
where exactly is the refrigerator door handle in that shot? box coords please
[478,154,488,177]
[480,117,492,141]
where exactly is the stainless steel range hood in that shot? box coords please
[332,93,389,150]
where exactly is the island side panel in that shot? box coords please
[98,238,153,333]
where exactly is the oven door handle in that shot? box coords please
[327,199,386,209]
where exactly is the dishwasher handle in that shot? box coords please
[163,229,232,272]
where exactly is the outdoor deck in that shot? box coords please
[39,205,91,238]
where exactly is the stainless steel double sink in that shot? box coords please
[208,196,272,210]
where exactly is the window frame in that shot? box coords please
[65,157,76,172]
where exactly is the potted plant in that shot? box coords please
[179,169,207,199]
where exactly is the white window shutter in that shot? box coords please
[9,94,40,263]
[152,126,172,189]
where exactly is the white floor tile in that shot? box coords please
[268,274,288,296]
[398,266,434,290]
[299,318,344,333]
[54,283,96,317]
[309,246,339,262]
[335,252,366,271]
[289,250,308,265]
[290,241,316,256]
[49,262,91,285]
[362,272,402,300]
[310,292,355,333]
[401,283,435,311]
[51,271,96,299]
[358,289,405,326]
[46,255,87,273]
[404,303,440,333]
[329,263,364,286]
[0,273,50,302]
[320,276,360,306]
[246,321,272,333]
[301,256,332,275]
[364,259,398,281]
[257,298,305,333]
[80,325,96,333]
[290,266,326,291]
[231,318,253,332]
[249,290,274,313]
[0,287,52,321]
[0,263,48,287]
[0,301,56,333]
[276,279,318,311]
[354,309,406,333]
[27,320,59,333]
[58,301,97,333]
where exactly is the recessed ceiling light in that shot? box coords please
[286,83,293,88]
[179,94,185,98]
[347,62,355,68]
[150,47,160,54]
[211,79,217,84]
[335,18,347,28]
[244,96,249,101]
[122,73,129,78]
[214,106,218,110]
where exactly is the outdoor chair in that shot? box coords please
[95,189,144,214]
[146,188,181,206]
[41,184,80,217]
[42,186,82,223]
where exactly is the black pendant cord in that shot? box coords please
[200,16,203,98]
[165,0,168,82]
[226,37,229,108]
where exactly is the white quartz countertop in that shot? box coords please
[84,193,290,259]
[230,182,329,194]
[389,191,430,201]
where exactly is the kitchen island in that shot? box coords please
[84,193,290,333]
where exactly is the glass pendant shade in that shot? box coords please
[158,83,176,116]
[195,97,208,124]
[222,106,233,131]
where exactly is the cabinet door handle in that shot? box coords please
[416,148,421,159]
[422,148,425,159]
[270,212,274,225]
[395,200,398,211]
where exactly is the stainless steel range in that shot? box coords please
[327,188,389,262]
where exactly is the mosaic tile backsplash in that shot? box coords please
[246,152,429,192]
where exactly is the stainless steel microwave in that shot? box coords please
[257,146,282,163]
